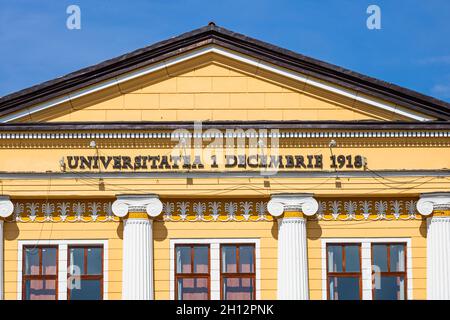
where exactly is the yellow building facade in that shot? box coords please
[0,24,449,300]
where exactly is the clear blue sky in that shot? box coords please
[1,0,450,102]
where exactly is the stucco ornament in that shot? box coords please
[112,195,163,218]
[267,194,318,217]
[0,196,14,218]
[417,192,450,216]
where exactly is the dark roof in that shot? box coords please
[1,23,450,120]
[1,120,450,131]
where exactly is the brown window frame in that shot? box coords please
[371,242,407,300]
[326,243,362,300]
[220,244,256,300]
[174,244,210,300]
[22,245,59,300]
[67,245,104,300]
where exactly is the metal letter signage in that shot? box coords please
[62,154,367,171]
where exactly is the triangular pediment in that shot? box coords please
[0,24,447,123]
[21,53,428,123]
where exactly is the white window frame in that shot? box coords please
[170,238,261,300]
[321,238,413,300]
[17,239,109,300]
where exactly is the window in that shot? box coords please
[175,244,210,300]
[220,244,255,300]
[68,246,104,300]
[22,246,58,300]
[372,243,407,300]
[326,243,361,300]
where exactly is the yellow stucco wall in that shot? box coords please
[2,216,427,300]
[0,45,444,300]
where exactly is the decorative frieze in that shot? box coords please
[161,200,271,222]
[8,200,117,223]
[2,197,427,223]
[317,198,421,221]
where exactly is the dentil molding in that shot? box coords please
[417,192,450,216]
[267,194,319,217]
[112,194,163,218]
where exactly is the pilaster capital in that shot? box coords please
[417,192,450,216]
[0,196,14,218]
[267,193,318,218]
[112,194,163,218]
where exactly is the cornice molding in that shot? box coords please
[417,192,450,216]
[112,194,163,218]
[267,193,318,217]
[0,129,449,140]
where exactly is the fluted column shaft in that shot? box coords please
[112,194,163,300]
[0,220,3,300]
[0,196,14,301]
[427,216,450,299]
[267,193,318,300]
[417,192,450,300]
[122,216,154,300]
[277,215,309,300]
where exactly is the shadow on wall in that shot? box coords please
[271,220,278,240]
[153,221,168,242]
[420,218,427,238]
[306,219,322,240]
[116,221,124,240]
[4,222,19,241]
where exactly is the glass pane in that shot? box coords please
[239,246,254,273]
[69,248,85,275]
[87,247,102,275]
[223,277,254,300]
[176,246,191,274]
[193,246,208,274]
[25,248,40,275]
[42,248,57,275]
[70,279,102,300]
[327,245,343,272]
[345,245,360,272]
[390,244,405,272]
[24,279,56,300]
[328,276,360,300]
[372,244,388,272]
[177,277,208,300]
[373,276,405,300]
[222,246,237,273]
